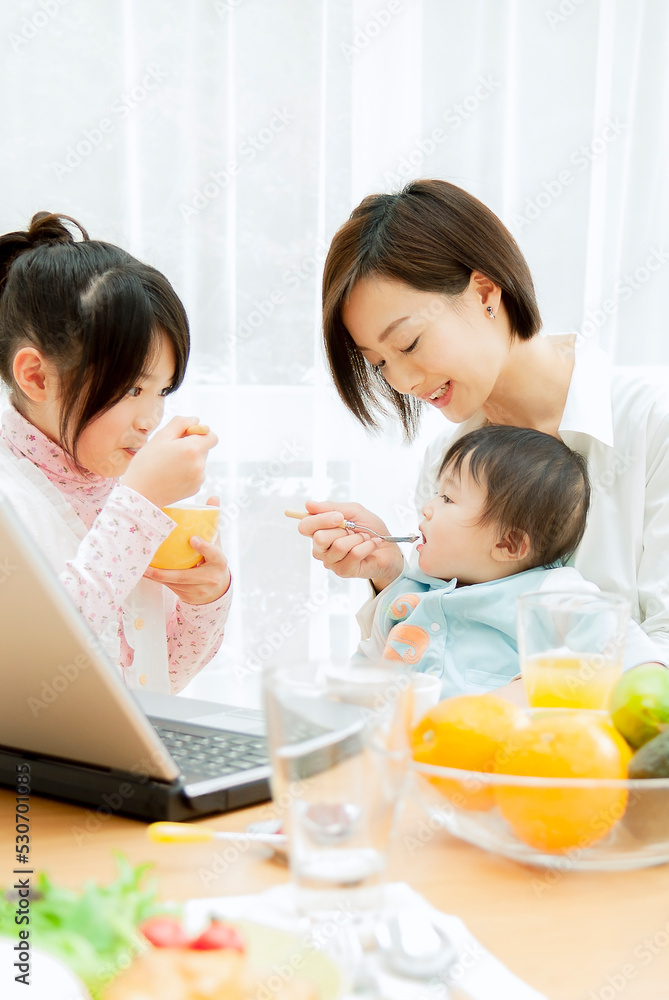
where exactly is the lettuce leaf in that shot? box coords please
[0,852,175,998]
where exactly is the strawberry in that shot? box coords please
[188,919,245,952]
[139,915,189,948]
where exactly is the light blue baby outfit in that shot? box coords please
[355,564,657,698]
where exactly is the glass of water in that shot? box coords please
[262,659,412,919]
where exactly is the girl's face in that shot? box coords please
[417,460,501,584]
[75,333,176,478]
[341,275,510,424]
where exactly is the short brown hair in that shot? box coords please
[439,426,590,568]
[322,179,542,439]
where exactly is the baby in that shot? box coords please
[356,425,656,696]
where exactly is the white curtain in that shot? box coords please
[2,0,668,705]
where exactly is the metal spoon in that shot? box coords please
[301,802,361,843]
[375,910,458,980]
[285,510,419,544]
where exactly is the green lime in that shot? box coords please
[628,728,669,779]
[623,730,669,843]
[610,663,669,749]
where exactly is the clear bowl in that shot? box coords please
[409,760,669,870]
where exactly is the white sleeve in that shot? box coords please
[355,595,389,663]
[539,568,662,669]
[355,565,412,660]
[635,410,669,663]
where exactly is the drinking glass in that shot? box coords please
[262,660,412,919]
[518,591,630,710]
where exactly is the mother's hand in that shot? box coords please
[298,500,404,593]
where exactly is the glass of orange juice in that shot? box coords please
[517,591,630,710]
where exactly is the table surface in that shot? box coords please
[1,785,668,1000]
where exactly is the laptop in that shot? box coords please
[0,493,271,821]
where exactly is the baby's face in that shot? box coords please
[418,460,502,585]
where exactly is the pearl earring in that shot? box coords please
[487,306,495,319]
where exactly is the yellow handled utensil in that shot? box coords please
[147,821,287,846]
[285,509,345,528]
[284,509,419,544]
[185,424,210,436]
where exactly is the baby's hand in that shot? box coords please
[122,417,218,508]
[143,497,231,604]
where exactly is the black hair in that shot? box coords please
[322,179,542,439]
[0,212,190,466]
[439,425,590,568]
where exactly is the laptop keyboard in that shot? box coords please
[153,723,269,780]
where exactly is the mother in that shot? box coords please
[299,179,669,663]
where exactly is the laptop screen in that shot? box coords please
[0,494,179,782]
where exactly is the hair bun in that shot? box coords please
[28,211,89,246]
[0,212,89,294]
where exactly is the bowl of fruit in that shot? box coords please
[409,664,669,870]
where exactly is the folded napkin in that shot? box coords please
[184,882,547,1000]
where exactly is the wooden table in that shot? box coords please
[1,786,668,1000]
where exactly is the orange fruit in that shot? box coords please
[411,694,529,811]
[494,710,632,852]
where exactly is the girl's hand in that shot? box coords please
[122,416,218,508]
[297,500,404,592]
[143,497,231,604]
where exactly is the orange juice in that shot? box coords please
[521,652,622,710]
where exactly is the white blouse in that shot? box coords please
[415,339,669,665]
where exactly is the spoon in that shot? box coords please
[146,821,287,846]
[375,910,458,980]
[301,802,361,844]
[285,509,419,544]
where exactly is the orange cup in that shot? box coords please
[150,504,219,570]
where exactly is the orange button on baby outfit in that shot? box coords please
[135,619,145,630]
[139,674,148,686]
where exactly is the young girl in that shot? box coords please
[0,212,231,694]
